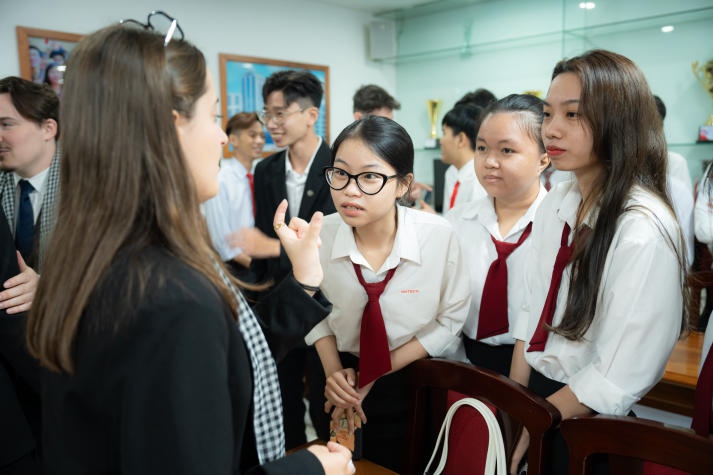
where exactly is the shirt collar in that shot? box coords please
[330,205,422,272]
[285,137,323,178]
[221,158,249,177]
[456,158,476,182]
[556,180,599,230]
[461,184,547,239]
[13,166,49,194]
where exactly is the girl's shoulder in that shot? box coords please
[401,205,452,228]
[623,186,680,233]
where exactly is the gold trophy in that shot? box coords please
[692,59,713,141]
[425,99,442,149]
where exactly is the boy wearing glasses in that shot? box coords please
[238,70,334,448]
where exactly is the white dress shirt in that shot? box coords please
[13,167,49,227]
[305,205,471,358]
[202,159,254,261]
[447,184,547,346]
[667,176,694,267]
[667,151,692,194]
[513,180,684,415]
[539,169,574,190]
[695,164,713,256]
[285,137,321,218]
[443,159,486,211]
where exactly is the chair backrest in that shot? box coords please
[403,358,560,475]
[560,415,713,475]
[686,270,713,330]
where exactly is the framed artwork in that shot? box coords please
[16,26,83,98]
[219,54,329,153]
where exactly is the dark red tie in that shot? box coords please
[692,343,713,436]
[353,263,397,388]
[527,223,574,353]
[477,222,533,340]
[246,172,255,217]
[449,180,461,209]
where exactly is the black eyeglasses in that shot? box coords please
[323,166,398,195]
[120,10,184,46]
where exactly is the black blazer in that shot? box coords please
[41,246,323,474]
[251,140,336,284]
[0,207,41,465]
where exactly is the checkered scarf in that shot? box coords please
[216,264,285,463]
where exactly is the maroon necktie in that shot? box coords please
[477,222,533,340]
[692,343,713,435]
[353,263,397,388]
[246,172,255,217]
[449,180,461,209]
[527,222,574,352]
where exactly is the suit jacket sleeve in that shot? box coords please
[251,274,332,362]
[247,450,323,475]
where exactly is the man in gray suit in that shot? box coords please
[0,76,60,315]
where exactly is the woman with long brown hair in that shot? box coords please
[509,49,688,474]
[26,19,352,475]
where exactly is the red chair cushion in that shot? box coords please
[643,461,692,475]
[442,390,498,475]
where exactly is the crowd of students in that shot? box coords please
[0,10,707,475]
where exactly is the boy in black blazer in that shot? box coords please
[238,70,334,448]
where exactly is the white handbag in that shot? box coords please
[423,397,507,475]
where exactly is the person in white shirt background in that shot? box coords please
[447,93,549,376]
[305,115,470,473]
[508,50,687,475]
[438,103,488,212]
[202,112,264,280]
[653,95,695,267]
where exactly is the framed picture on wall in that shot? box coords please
[16,26,83,99]
[219,54,329,154]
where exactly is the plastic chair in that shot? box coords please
[560,415,713,475]
[403,358,560,475]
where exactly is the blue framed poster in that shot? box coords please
[219,54,329,154]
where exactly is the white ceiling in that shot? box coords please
[312,0,440,14]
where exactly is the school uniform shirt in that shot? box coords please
[446,184,546,346]
[202,159,254,261]
[513,180,683,416]
[443,159,487,211]
[695,163,713,256]
[285,137,321,219]
[305,205,471,358]
[667,176,694,267]
[539,169,574,190]
[667,151,693,195]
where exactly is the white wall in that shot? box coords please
[0,0,397,139]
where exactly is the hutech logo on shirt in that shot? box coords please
[401,289,419,294]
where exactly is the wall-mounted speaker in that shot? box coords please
[368,20,396,61]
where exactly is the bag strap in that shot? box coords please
[424,397,507,475]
